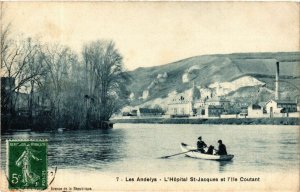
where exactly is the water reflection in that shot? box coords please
[196,159,234,173]
[218,160,233,172]
[48,129,127,170]
[1,129,127,171]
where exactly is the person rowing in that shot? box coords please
[215,140,227,155]
[197,136,207,153]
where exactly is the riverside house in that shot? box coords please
[247,104,265,118]
[265,100,297,117]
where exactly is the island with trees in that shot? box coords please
[1,20,130,131]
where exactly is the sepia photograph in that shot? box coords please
[0,1,299,191]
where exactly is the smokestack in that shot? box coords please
[275,61,280,100]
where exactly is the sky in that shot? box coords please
[3,2,299,71]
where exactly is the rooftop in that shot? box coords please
[138,108,162,113]
[207,105,224,109]
[250,104,262,110]
[268,100,297,105]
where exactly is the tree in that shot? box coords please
[40,44,78,127]
[1,29,47,116]
[82,40,129,128]
[1,9,130,130]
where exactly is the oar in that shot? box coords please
[159,150,197,159]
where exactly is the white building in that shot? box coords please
[167,84,200,117]
[194,99,206,108]
[247,104,264,118]
[167,83,233,117]
[168,100,193,117]
[265,100,297,117]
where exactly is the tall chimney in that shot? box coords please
[275,61,280,100]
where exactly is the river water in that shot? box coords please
[1,124,299,174]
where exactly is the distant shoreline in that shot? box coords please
[111,117,299,125]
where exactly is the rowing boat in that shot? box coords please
[180,143,234,161]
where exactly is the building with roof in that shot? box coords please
[205,98,230,110]
[265,99,297,117]
[168,101,193,117]
[247,104,265,118]
[197,105,224,118]
[167,93,194,117]
[167,83,232,117]
[167,83,201,117]
[194,97,230,116]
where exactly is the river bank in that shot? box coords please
[111,117,299,125]
[1,115,112,132]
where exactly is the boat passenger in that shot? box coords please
[206,145,214,155]
[216,140,227,155]
[197,136,207,153]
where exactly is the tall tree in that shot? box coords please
[82,40,129,128]
[41,44,77,127]
[1,29,46,116]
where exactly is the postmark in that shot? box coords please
[6,139,48,190]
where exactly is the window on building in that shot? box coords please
[201,109,205,115]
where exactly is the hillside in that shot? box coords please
[127,52,300,109]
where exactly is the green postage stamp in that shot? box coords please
[6,140,48,190]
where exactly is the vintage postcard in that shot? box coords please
[0,1,299,191]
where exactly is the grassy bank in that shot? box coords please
[111,117,300,125]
